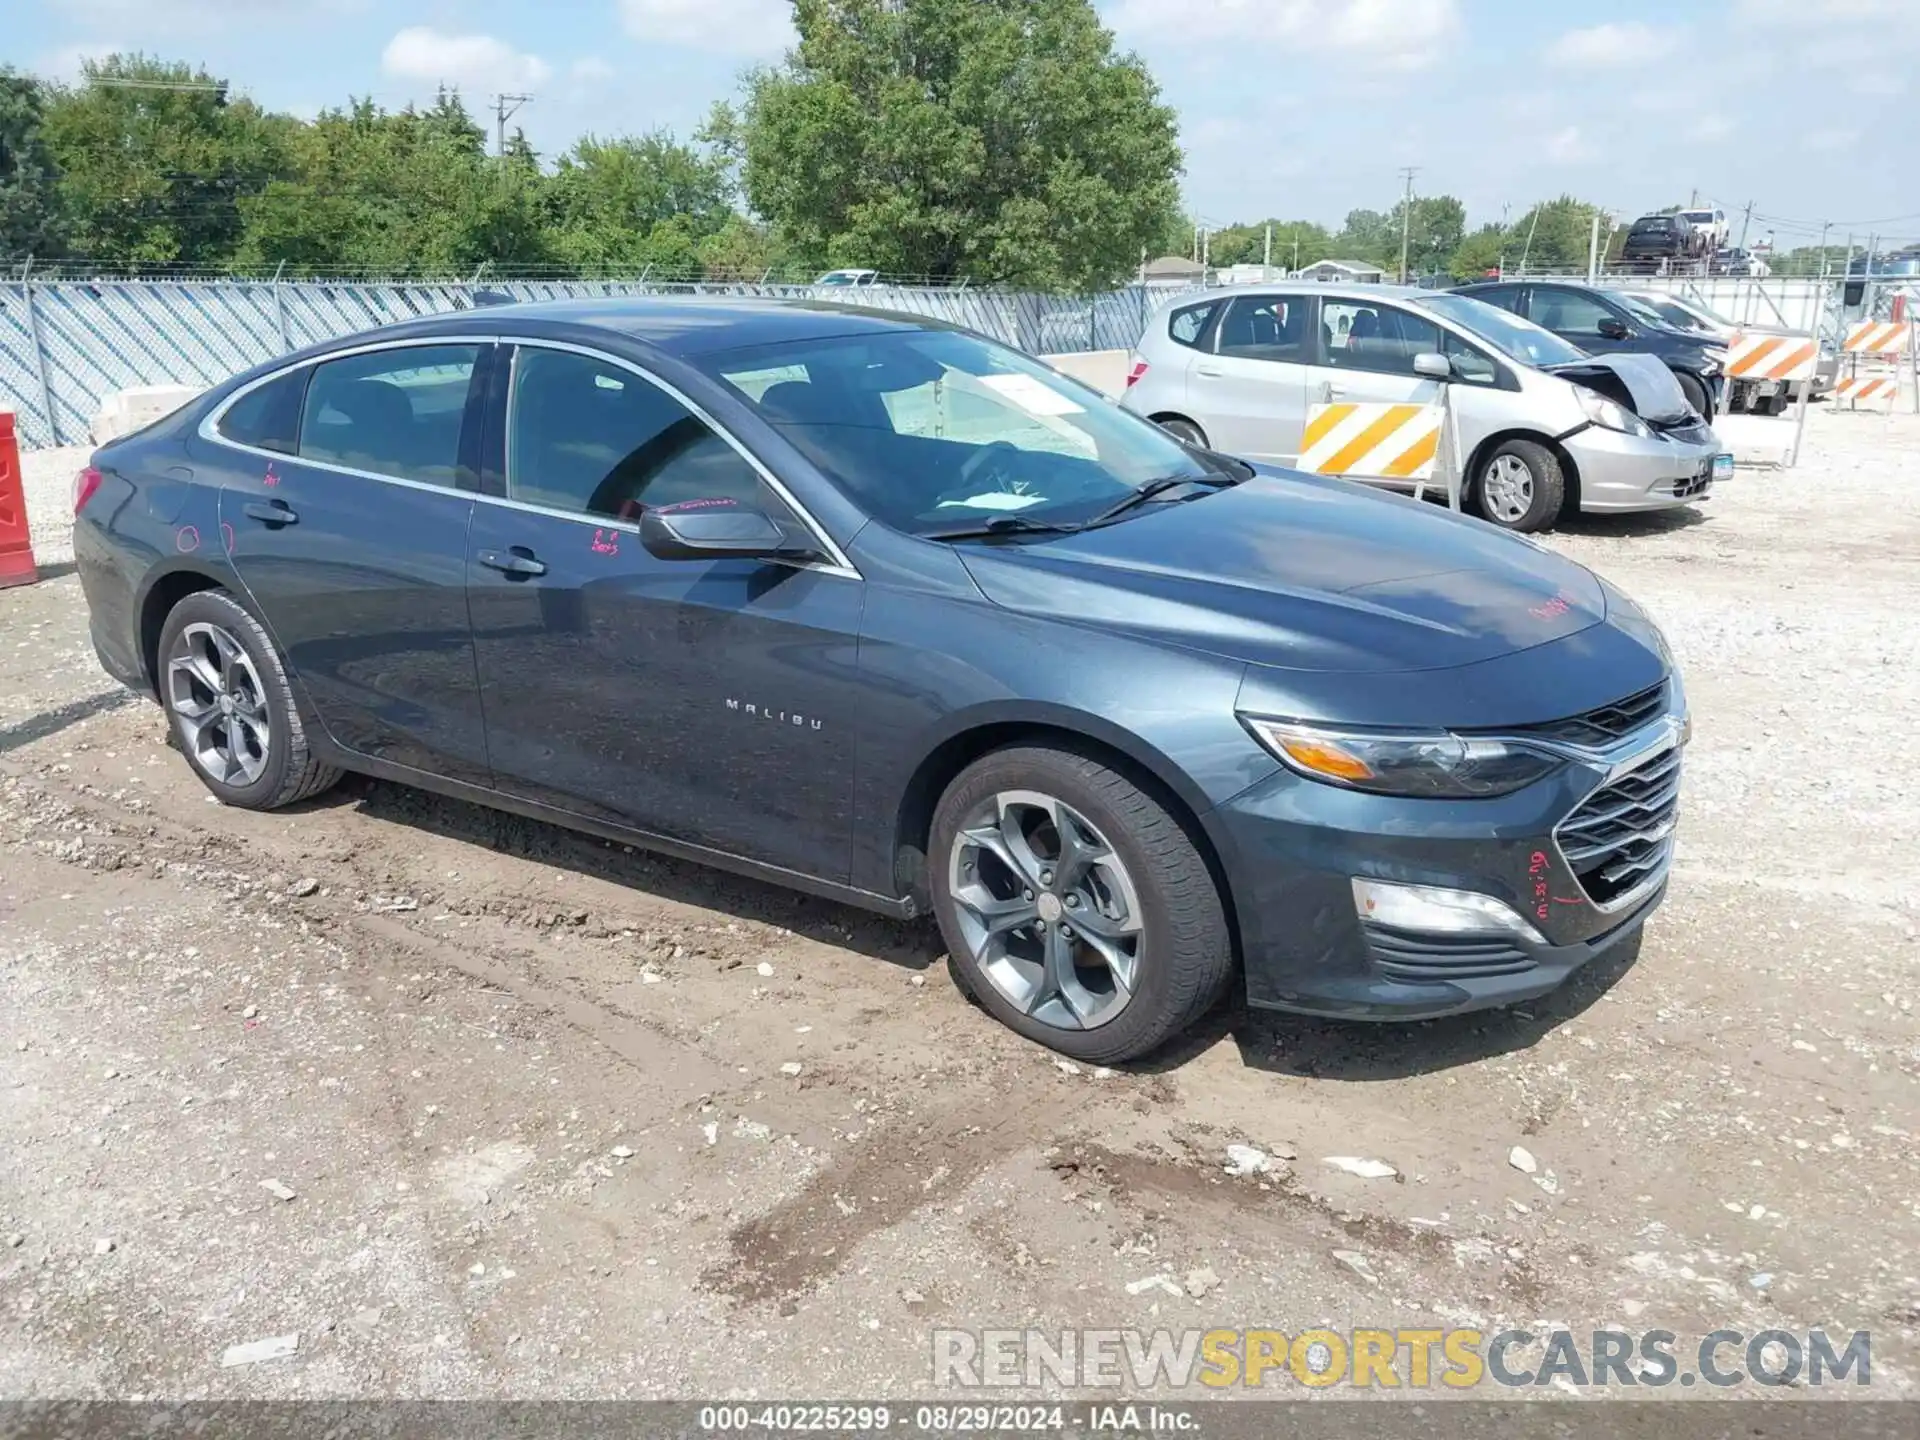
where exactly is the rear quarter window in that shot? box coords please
[1167,302,1218,349]
[217,368,307,454]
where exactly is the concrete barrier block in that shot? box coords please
[91,385,203,445]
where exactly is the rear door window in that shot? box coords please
[1214,296,1310,363]
[218,368,307,454]
[1469,285,1524,316]
[299,345,482,487]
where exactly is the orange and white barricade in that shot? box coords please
[1723,331,1819,385]
[1298,401,1451,503]
[1837,321,1915,412]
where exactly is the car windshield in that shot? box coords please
[1680,211,1713,225]
[1606,291,1671,327]
[699,328,1215,536]
[1415,293,1588,367]
[1648,295,1731,330]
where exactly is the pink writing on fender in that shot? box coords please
[263,464,280,488]
[590,528,620,556]
[1527,849,1550,921]
[174,525,200,554]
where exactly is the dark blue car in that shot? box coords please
[72,299,1687,1062]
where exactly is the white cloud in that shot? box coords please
[381,27,552,96]
[1543,126,1595,164]
[1547,22,1677,68]
[33,43,126,83]
[1802,125,1861,152]
[1108,0,1460,71]
[571,57,617,84]
[1688,113,1735,143]
[617,0,795,55]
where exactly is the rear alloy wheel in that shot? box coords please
[158,589,342,810]
[1473,439,1564,533]
[930,746,1233,1064]
[1155,416,1208,448]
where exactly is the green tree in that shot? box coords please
[545,132,734,272]
[1332,207,1395,268]
[235,91,548,275]
[1388,194,1464,278]
[722,0,1183,288]
[1505,195,1606,273]
[1447,222,1509,280]
[44,54,292,267]
[0,69,64,256]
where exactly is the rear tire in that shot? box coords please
[157,589,342,810]
[1154,416,1208,448]
[1472,439,1564,533]
[929,745,1233,1065]
[1675,370,1711,418]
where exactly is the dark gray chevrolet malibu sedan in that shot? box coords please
[73,299,1687,1063]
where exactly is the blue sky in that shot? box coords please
[19,0,1920,251]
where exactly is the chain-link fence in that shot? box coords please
[0,278,1183,448]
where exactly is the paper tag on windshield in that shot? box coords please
[978,373,1084,416]
[937,492,1046,511]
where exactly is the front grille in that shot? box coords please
[1516,681,1669,749]
[1556,746,1681,906]
[1363,922,1535,983]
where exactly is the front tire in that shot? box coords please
[929,745,1233,1065]
[157,589,342,810]
[1676,370,1711,418]
[1472,439,1565,532]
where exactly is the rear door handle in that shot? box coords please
[243,500,297,525]
[477,548,547,578]
[1195,363,1223,377]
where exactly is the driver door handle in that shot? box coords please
[477,548,547,578]
[243,500,297,525]
[1195,363,1223,377]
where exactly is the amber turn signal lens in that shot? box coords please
[1273,735,1377,783]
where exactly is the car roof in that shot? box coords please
[1161,282,1436,309]
[333,296,958,359]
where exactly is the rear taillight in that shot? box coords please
[1125,358,1149,388]
[73,466,103,515]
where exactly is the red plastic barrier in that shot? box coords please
[0,411,39,589]
[1894,293,1908,324]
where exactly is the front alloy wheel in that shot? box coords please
[947,789,1144,1030]
[929,745,1234,1063]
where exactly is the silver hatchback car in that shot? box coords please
[1121,284,1728,532]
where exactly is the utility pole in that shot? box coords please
[1201,227,1210,271]
[1263,221,1272,274]
[1738,200,1754,250]
[1586,213,1603,283]
[1689,187,1698,208]
[1396,166,1419,283]
[492,92,532,157]
[1817,221,1831,280]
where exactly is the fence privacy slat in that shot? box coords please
[0,279,1191,448]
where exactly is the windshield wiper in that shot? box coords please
[920,513,1087,543]
[1079,472,1234,530]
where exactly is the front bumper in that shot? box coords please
[1205,707,1684,1020]
[1564,423,1721,513]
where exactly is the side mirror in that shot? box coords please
[1597,317,1631,340]
[639,501,819,563]
[1412,351,1451,379]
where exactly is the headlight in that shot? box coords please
[1240,717,1564,798]
[1575,386,1653,438]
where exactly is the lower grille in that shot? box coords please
[1363,922,1535,983]
[1557,746,1681,907]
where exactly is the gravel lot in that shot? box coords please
[3,407,1919,1401]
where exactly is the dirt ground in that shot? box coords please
[3,406,1919,1402]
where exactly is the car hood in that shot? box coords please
[956,473,1606,675]
[1545,352,1693,422]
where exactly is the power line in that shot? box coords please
[492,92,533,157]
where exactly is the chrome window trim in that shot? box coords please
[197,332,861,581]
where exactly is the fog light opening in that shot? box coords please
[1351,878,1546,946]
